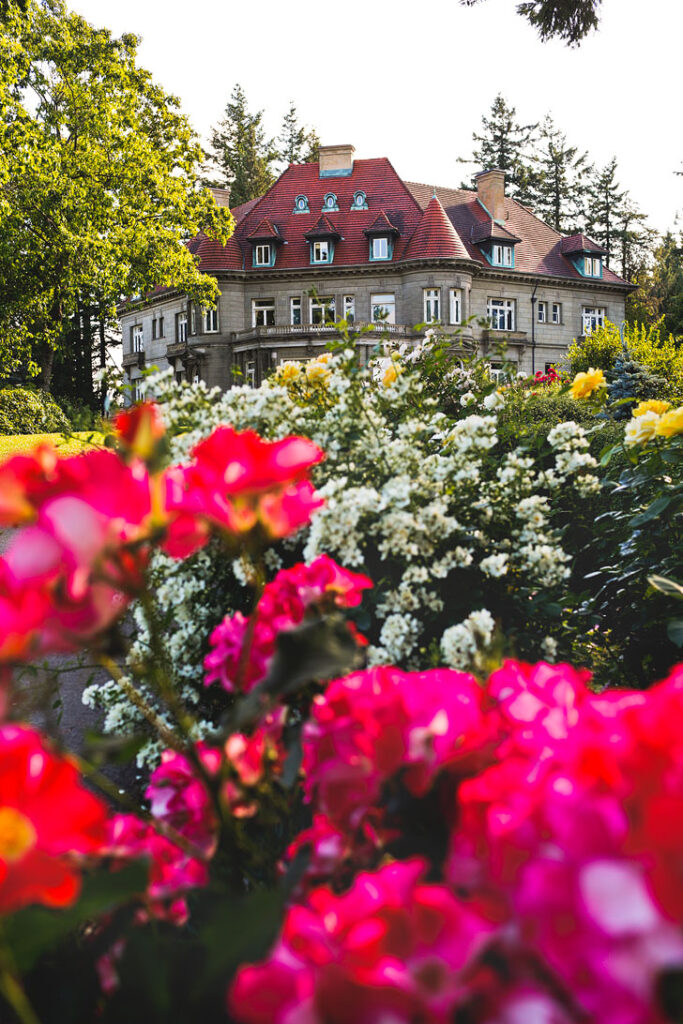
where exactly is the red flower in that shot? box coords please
[0,725,108,913]
[164,426,324,554]
[114,402,166,461]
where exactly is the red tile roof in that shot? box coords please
[303,214,342,241]
[364,210,400,236]
[160,159,630,288]
[246,217,282,242]
[470,219,521,245]
[403,195,471,261]
[560,233,607,255]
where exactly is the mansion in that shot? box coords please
[120,145,633,392]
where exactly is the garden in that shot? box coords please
[1,324,682,1024]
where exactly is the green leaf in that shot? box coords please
[648,575,683,600]
[5,863,148,973]
[667,619,683,647]
[629,494,676,528]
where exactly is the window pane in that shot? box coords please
[371,294,395,324]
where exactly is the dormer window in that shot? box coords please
[322,192,339,212]
[492,244,514,268]
[584,256,602,277]
[293,194,309,214]
[312,240,330,263]
[371,236,391,261]
[351,190,368,211]
[254,243,274,267]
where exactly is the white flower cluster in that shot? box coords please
[86,359,602,749]
[441,609,496,672]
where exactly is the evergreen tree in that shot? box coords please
[529,115,588,233]
[460,0,602,45]
[583,158,628,267]
[459,94,538,206]
[277,102,320,169]
[207,84,277,207]
[643,232,683,336]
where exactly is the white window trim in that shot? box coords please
[177,314,187,345]
[310,297,335,325]
[371,293,396,324]
[343,295,355,322]
[552,303,562,325]
[537,301,547,323]
[449,288,462,325]
[423,288,440,324]
[492,244,513,267]
[312,240,330,264]
[252,299,275,328]
[582,307,606,335]
[132,325,143,352]
[290,297,302,326]
[203,309,218,333]
[487,298,516,332]
[254,243,272,267]
[371,236,389,260]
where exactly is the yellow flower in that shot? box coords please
[315,352,333,365]
[624,411,661,447]
[655,406,683,438]
[305,361,330,385]
[382,363,402,387]
[570,367,606,400]
[276,361,301,384]
[633,399,671,417]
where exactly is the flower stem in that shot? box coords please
[0,934,41,1024]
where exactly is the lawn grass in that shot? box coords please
[0,431,105,459]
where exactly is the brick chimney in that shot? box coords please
[209,186,231,208]
[319,144,355,178]
[474,169,506,222]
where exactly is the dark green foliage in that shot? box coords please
[276,103,319,169]
[528,115,588,233]
[607,357,668,420]
[206,84,277,207]
[458,94,538,206]
[461,0,601,44]
[0,387,70,434]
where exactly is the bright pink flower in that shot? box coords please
[0,725,108,913]
[223,709,286,818]
[114,401,166,461]
[204,557,372,693]
[229,859,495,1024]
[145,744,220,856]
[164,426,324,554]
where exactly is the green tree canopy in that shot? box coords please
[459,94,538,206]
[276,102,320,169]
[0,0,233,396]
[529,115,588,233]
[460,0,601,45]
[206,84,277,207]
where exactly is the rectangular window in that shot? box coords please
[158,315,164,338]
[582,307,606,335]
[177,313,187,344]
[132,325,143,352]
[537,301,547,323]
[492,244,514,267]
[371,293,396,324]
[246,359,256,387]
[152,318,157,340]
[290,297,302,326]
[255,243,272,266]
[584,256,602,277]
[310,297,335,325]
[449,288,462,325]
[190,306,196,335]
[203,309,218,333]
[552,303,562,325]
[423,288,440,323]
[545,362,556,374]
[371,237,389,260]
[487,298,515,331]
[312,240,330,263]
[252,299,275,327]
[132,383,143,403]
[342,295,355,323]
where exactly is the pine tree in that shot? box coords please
[277,103,320,168]
[459,94,538,206]
[643,233,683,336]
[583,158,628,267]
[529,115,588,233]
[207,84,276,207]
[460,0,601,45]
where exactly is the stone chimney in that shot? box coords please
[474,169,506,222]
[319,144,355,178]
[209,186,231,208]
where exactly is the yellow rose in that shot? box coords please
[305,361,330,385]
[655,406,683,438]
[624,411,661,447]
[277,362,301,384]
[315,352,333,365]
[633,399,671,417]
[570,367,606,400]
[383,364,399,387]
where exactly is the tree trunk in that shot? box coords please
[36,343,55,392]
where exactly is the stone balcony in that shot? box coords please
[122,350,145,369]
[230,321,417,350]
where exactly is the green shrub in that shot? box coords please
[567,320,683,400]
[0,387,70,434]
[54,395,102,431]
[607,357,668,420]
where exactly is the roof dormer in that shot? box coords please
[246,218,284,268]
[560,234,607,278]
[304,214,342,265]
[364,211,400,262]
[471,220,521,268]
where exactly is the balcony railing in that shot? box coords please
[231,321,417,343]
[122,350,145,369]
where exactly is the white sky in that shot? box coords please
[71,0,682,236]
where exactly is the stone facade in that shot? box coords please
[120,149,631,394]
